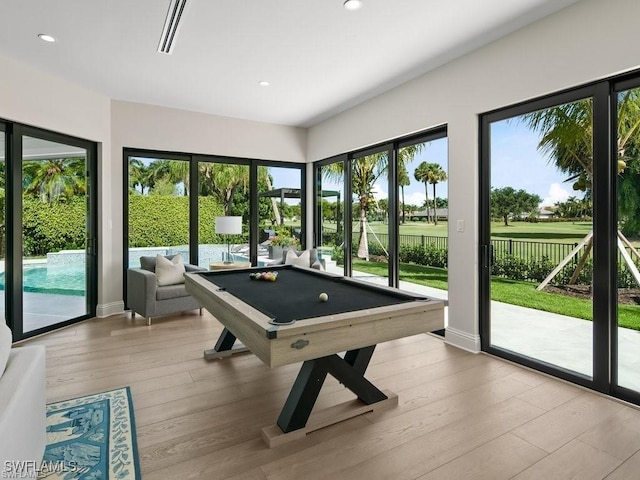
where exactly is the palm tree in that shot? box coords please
[167,160,190,196]
[199,163,248,216]
[129,158,151,194]
[426,163,447,225]
[524,91,640,235]
[323,153,387,260]
[145,159,189,195]
[398,163,410,223]
[351,153,387,259]
[413,162,431,222]
[22,157,86,203]
[323,144,424,260]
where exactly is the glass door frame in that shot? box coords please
[479,81,622,397]
[5,122,97,341]
[347,143,397,285]
[314,154,348,275]
[123,149,307,305]
[254,159,307,260]
[312,128,447,287]
[611,75,640,405]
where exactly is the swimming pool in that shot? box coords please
[0,263,86,296]
[0,245,268,297]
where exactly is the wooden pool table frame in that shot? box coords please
[185,266,445,447]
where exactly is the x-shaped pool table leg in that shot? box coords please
[276,345,387,433]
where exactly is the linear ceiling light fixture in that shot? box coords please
[343,0,363,11]
[157,0,190,54]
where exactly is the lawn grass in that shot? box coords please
[359,220,640,247]
[352,260,640,331]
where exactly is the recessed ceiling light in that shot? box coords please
[343,0,363,11]
[258,81,270,87]
[37,34,56,43]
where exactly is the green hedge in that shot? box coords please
[333,241,639,288]
[23,196,87,256]
[20,194,227,256]
[127,195,224,247]
[491,254,640,288]
[399,244,448,268]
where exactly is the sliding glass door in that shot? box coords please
[1,124,97,340]
[124,151,306,296]
[315,157,346,275]
[127,154,191,269]
[0,126,5,327]
[482,79,640,404]
[397,133,448,296]
[484,95,595,378]
[614,80,640,398]
[257,164,305,263]
[350,148,391,285]
[197,160,249,268]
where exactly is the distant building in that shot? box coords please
[409,208,448,221]
[537,207,555,219]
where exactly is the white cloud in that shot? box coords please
[402,191,427,207]
[541,182,571,207]
[371,182,388,201]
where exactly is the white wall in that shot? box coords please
[307,0,640,352]
[0,53,111,141]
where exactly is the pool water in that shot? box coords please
[0,263,86,296]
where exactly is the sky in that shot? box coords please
[490,117,580,207]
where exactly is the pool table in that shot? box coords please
[184,265,444,446]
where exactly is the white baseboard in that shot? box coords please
[96,301,125,318]
[444,326,481,353]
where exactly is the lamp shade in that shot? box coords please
[215,216,242,235]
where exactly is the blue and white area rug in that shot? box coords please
[44,387,141,479]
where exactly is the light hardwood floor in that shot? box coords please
[21,311,640,479]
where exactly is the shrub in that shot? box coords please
[22,196,87,256]
[398,244,448,268]
[128,195,224,247]
[21,194,226,257]
[332,245,344,265]
[492,255,530,280]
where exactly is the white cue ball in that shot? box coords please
[319,292,329,302]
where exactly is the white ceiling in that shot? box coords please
[0,0,580,128]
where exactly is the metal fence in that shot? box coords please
[321,226,580,264]
[319,226,640,266]
[490,238,578,264]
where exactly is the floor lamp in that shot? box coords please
[215,216,243,264]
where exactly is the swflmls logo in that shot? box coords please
[2,461,78,478]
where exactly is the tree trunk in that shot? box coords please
[265,176,282,225]
[432,183,438,226]
[503,215,509,226]
[424,184,431,223]
[401,186,405,224]
[357,205,369,261]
